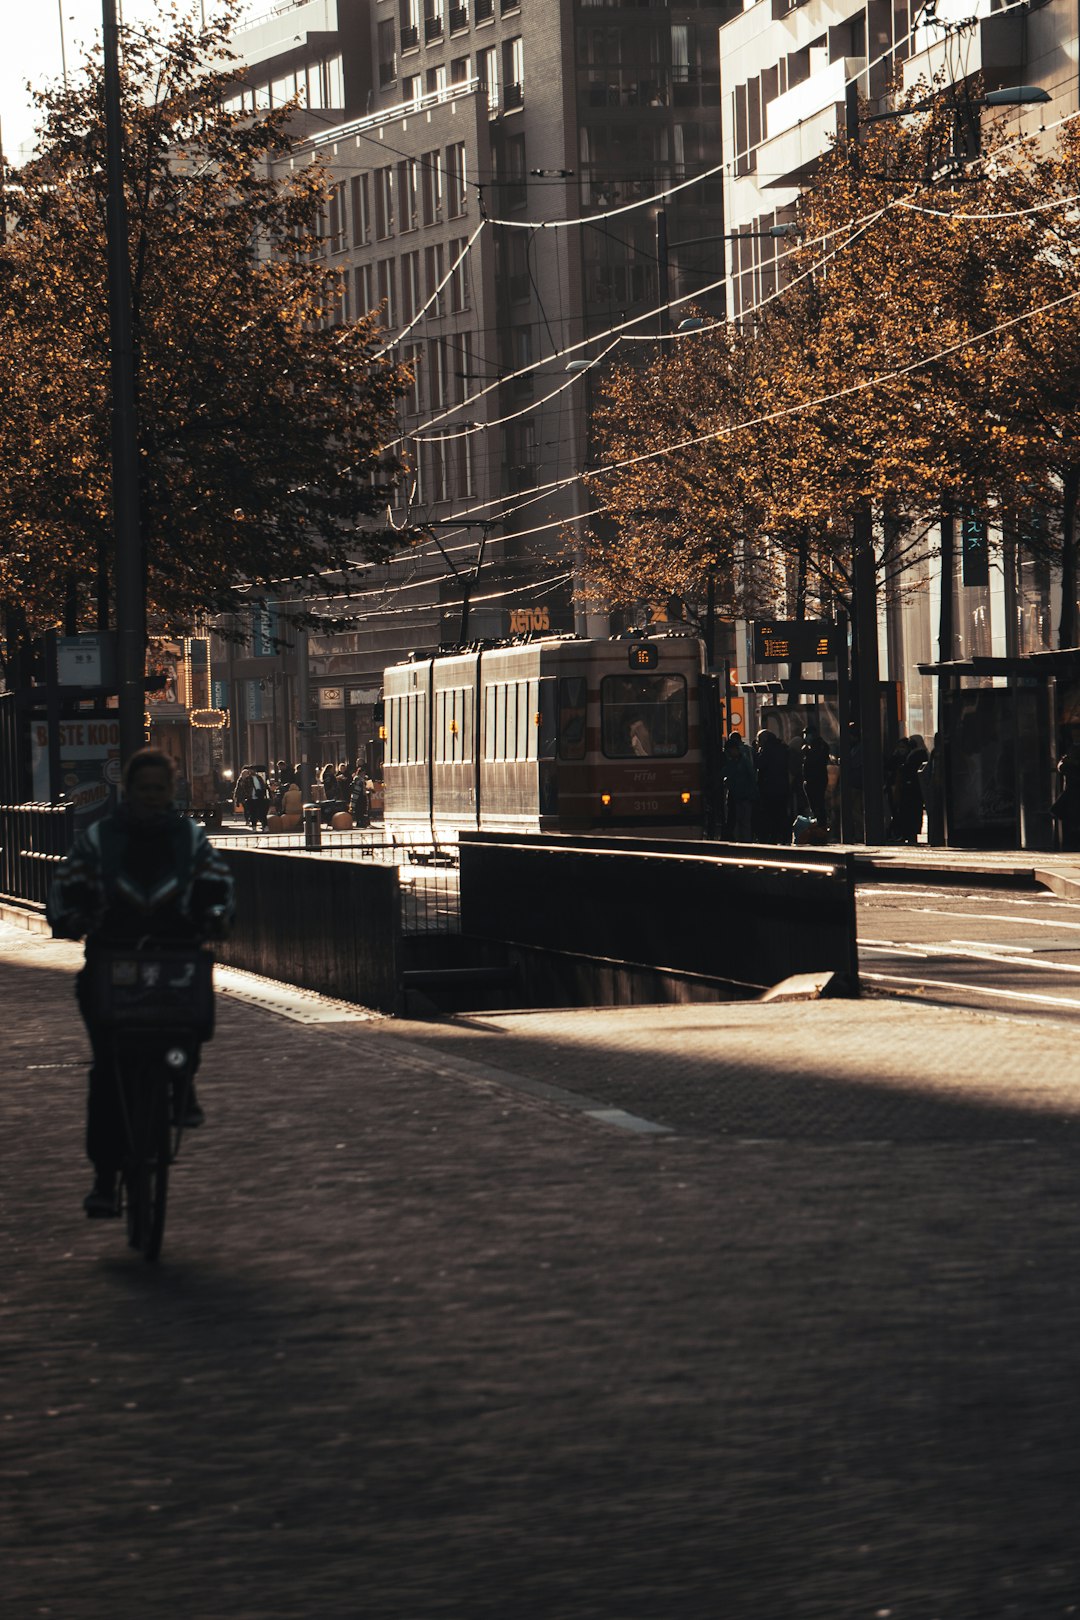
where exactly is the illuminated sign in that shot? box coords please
[628,643,658,670]
[190,708,228,729]
[752,620,843,663]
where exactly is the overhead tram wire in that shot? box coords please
[384,92,1080,457]
[371,282,1080,547]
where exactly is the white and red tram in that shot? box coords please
[381,634,706,842]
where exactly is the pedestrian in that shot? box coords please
[885,738,911,839]
[234,766,255,824]
[247,767,270,831]
[895,734,929,843]
[752,729,790,843]
[350,765,373,827]
[800,726,831,829]
[723,732,758,841]
[1053,735,1080,850]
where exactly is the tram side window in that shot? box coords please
[519,680,535,762]
[485,679,537,760]
[435,686,472,763]
[558,676,587,760]
[601,675,687,759]
[389,690,427,764]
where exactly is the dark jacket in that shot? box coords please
[47,808,235,950]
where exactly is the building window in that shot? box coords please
[377,258,397,328]
[374,166,394,239]
[427,338,448,409]
[326,182,347,253]
[449,238,471,312]
[450,55,470,84]
[426,64,447,97]
[378,19,397,87]
[402,343,423,415]
[350,174,370,245]
[424,241,446,315]
[424,0,445,42]
[400,0,419,50]
[478,45,499,114]
[421,152,443,224]
[354,263,375,318]
[403,74,422,104]
[503,37,524,108]
[401,250,422,324]
[397,158,419,231]
[445,142,467,218]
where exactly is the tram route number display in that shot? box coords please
[752,620,843,664]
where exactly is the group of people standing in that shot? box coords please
[721,726,834,845]
[722,724,938,846]
[231,759,372,830]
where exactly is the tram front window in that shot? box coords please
[601,675,687,758]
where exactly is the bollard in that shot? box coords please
[303,805,322,851]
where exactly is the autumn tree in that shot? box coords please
[0,1,408,646]
[581,325,785,627]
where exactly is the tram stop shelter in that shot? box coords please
[918,649,1080,851]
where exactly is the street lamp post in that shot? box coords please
[102,0,146,766]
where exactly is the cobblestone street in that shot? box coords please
[4,917,1080,1619]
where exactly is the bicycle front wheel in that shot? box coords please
[124,1077,170,1263]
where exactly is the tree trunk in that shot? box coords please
[1058,466,1079,649]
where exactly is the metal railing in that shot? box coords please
[211,826,460,936]
[0,802,74,906]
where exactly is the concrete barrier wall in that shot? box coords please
[217,849,401,1012]
[459,832,858,994]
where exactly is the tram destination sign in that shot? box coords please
[752,620,843,664]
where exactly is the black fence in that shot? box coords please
[215,847,401,1012]
[459,831,859,998]
[0,802,74,906]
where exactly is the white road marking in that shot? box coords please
[913,907,1080,931]
[860,938,1080,975]
[862,969,1080,1012]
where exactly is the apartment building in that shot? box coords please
[217,0,737,769]
[715,0,1078,749]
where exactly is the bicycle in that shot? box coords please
[90,942,215,1262]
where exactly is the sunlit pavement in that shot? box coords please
[4,914,1080,1619]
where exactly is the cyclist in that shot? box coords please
[47,748,234,1218]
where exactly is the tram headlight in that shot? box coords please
[680,792,691,805]
[600,792,612,808]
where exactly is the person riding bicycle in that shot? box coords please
[47,748,235,1218]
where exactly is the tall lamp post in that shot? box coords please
[103,0,146,765]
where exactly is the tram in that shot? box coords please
[381,633,706,842]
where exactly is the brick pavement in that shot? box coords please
[4,916,1080,1620]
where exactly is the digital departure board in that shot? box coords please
[752,620,842,663]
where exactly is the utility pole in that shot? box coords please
[853,505,886,842]
[103,0,146,764]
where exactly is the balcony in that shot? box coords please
[449,4,468,29]
[475,0,494,19]
[503,81,524,110]
[400,23,419,49]
[425,14,444,40]
[757,57,864,188]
